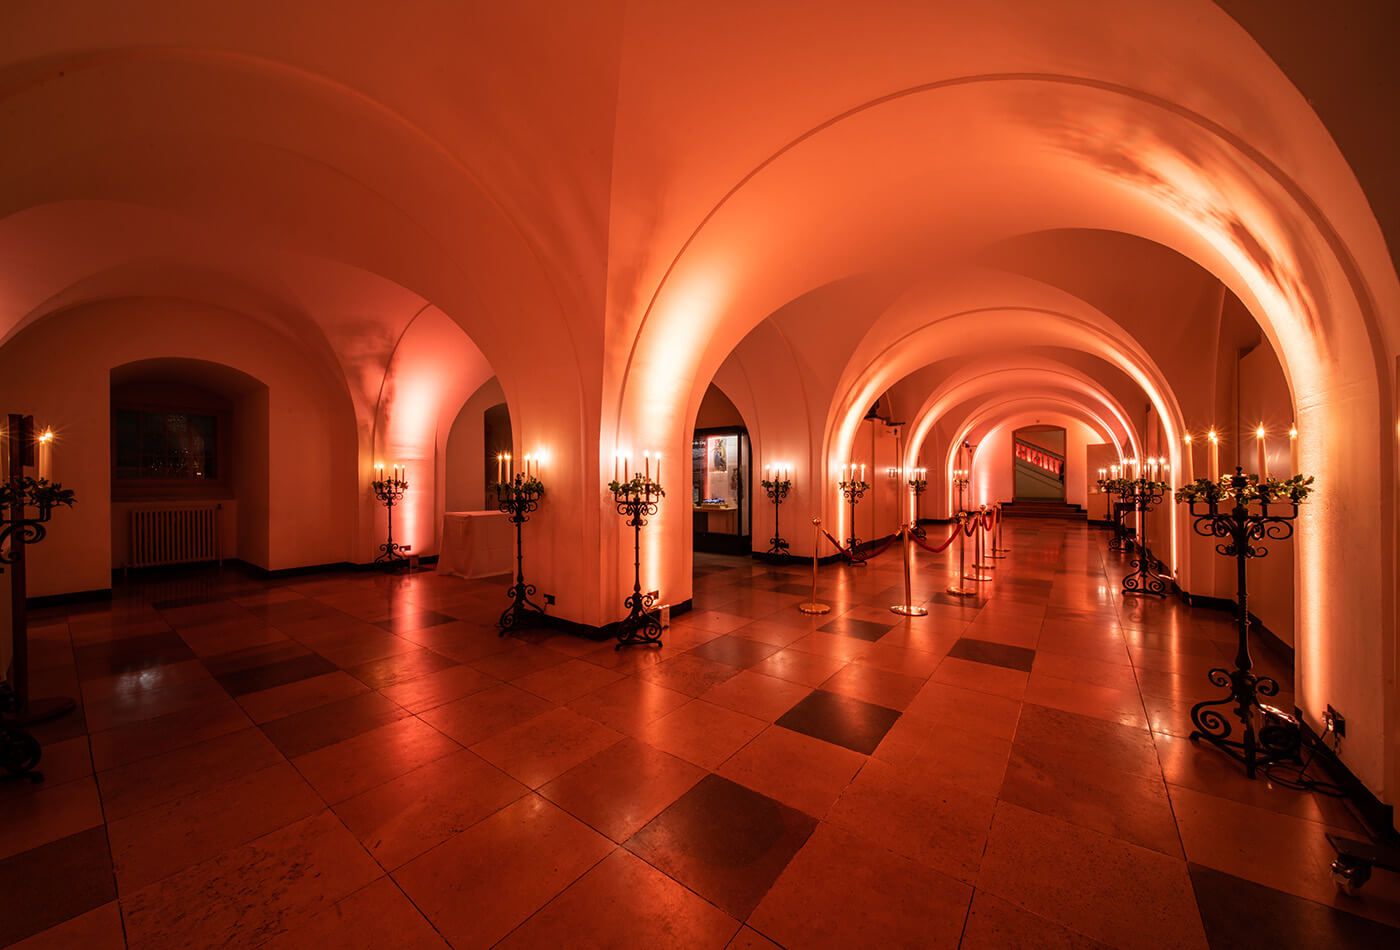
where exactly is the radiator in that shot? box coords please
[129,505,222,569]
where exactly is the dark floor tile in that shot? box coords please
[774,689,901,755]
[0,826,116,946]
[259,690,409,758]
[816,617,892,642]
[948,637,1036,673]
[214,652,340,697]
[243,599,340,625]
[375,610,457,634]
[926,592,989,609]
[771,583,814,596]
[199,640,311,677]
[1189,863,1400,949]
[689,635,783,669]
[625,773,817,918]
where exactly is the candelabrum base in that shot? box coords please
[963,571,993,582]
[374,541,411,568]
[0,694,77,726]
[498,582,548,635]
[1121,557,1171,598]
[992,546,1010,555]
[0,726,42,782]
[889,604,928,617]
[765,537,790,556]
[615,591,663,649]
[798,602,831,615]
[972,560,994,570]
[946,584,977,597]
[1189,667,1302,779]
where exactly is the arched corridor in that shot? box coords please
[2,3,1398,946]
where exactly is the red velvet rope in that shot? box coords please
[910,522,963,554]
[819,507,1001,562]
[818,526,903,562]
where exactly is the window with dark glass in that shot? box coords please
[113,409,219,480]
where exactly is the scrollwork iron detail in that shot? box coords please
[1180,467,1305,778]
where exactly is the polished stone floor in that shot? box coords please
[4,520,1399,948]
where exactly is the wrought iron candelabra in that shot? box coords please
[761,476,791,555]
[1098,478,1135,553]
[1119,476,1171,597]
[908,471,927,539]
[1180,468,1312,778]
[371,469,410,567]
[495,473,547,633]
[2,413,78,780]
[839,478,871,557]
[951,469,969,513]
[609,473,665,649]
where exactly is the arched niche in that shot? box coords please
[109,358,270,570]
[444,377,511,514]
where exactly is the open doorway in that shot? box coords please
[1012,424,1066,501]
[691,385,752,555]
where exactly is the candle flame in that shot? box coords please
[1208,429,1218,444]
[1289,425,1298,439]
[1256,424,1266,438]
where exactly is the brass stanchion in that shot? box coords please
[989,502,1009,557]
[798,518,831,615]
[947,511,976,596]
[890,523,927,616]
[965,506,993,581]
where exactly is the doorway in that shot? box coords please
[691,427,751,554]
[1012,424,1066,501]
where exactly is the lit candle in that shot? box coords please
[859,463,865,482]
[1255,425,1267,480]
[1289,424,1299,475]
[624,455,629,481]
[375,461,385,483]
[656,453,662,482]
[613,453,618,482]
[764,463,770,481]
[37,429,54,482]
[1208,430,1219,480]
[1183,434,1194,483]
[644,450,650,480]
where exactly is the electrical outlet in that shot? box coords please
[1326,704,1346,737]
[544,593,555,606]
[660,604,671,628]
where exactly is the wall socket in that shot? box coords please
[660,604,671,628]
[1326,704,1346,737]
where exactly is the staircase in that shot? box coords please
[1001,500,1087,520]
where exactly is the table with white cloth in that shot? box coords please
[436,511,513,579]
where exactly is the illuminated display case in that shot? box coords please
[691,427,750,554]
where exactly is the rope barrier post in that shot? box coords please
[966,506,993,582]
[890,523,927,617]
[798,518,831,615]
[990,502,1009,557]
[947,511,976,597]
